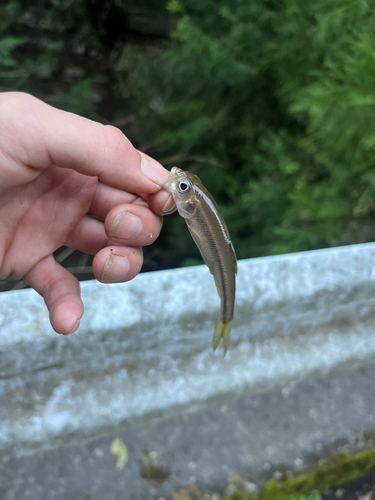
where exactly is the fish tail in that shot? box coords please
[212,319,232,355]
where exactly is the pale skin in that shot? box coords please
[0,92,176,335]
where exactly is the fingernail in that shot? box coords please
[101,253,130,282]
[141,155,170,187]
[65,319,80,336]
[109,211,143,240]
[161,194,176,215]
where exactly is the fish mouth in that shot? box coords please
[171,166,182,174]
[163,166,183,190]
[170,166,184,179]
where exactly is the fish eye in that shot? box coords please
[178,180,190,193]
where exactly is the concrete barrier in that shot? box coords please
[1,243,375,459]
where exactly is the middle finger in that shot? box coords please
[104,203,163,246]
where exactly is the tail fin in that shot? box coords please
[212,319,232,355]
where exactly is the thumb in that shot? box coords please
[0,92,169,193]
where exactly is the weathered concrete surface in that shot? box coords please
[1,364,375,500]
[1,243,375,462]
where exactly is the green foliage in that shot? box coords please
[131,0,375,266]
[295,493,321,500]
[0,36,26,68]
[3,0,375,268]
[0,1,25,72]
[167,0,181,13]
[0,0,97,117]
[0,0,169,122]
[49,79,95,116]
[221,492,256,500]
[0,0,20,34]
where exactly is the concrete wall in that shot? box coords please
[1,243,375,460]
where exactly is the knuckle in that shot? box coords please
[0,91,40,112]
[103,125,133,156]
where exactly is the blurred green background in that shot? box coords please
[2,0,375,273]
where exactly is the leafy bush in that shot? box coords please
[131,0,375,266]
[0,0,95,115]
[296,492,321,500]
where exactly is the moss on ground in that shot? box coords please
[170,448,375,500]
[260,449,375,500]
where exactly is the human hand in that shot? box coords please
[0,92,175,335]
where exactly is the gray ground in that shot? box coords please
[3,245,375,499]
[1,363,375,500]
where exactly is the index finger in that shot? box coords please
[0,92,169,193]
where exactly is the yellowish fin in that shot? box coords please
[212,319,232,355]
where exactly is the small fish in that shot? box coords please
[164,167,237,354]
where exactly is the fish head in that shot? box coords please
[164,166,200,219]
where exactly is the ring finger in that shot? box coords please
[92,245,143,283]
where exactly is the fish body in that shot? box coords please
[164,167,237,354]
